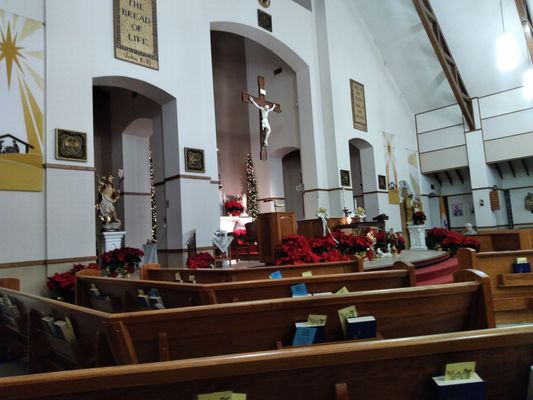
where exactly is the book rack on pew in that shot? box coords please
[2,326,533,399]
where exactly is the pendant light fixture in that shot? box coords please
[496,0,520,71]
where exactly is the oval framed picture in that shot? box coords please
[258,0,271,8]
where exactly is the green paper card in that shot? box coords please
[338,305,357,337]
[444,361,476,381]
[307,314,327,326]
[336,286,349,295]
[302,270,313,277]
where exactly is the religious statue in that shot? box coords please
[96,171,123,230]
[249,96,276,147]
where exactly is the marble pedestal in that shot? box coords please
[100,231,126,253]
[408,224,428,251]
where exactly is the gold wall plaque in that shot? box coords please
[350,79,367,132]
[114,0,159,70]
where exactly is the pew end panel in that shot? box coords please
[391,261,417,287]
[139,263,161,280]
[456,248,476,269]
[0,278,21,291]
[453,269,496,328]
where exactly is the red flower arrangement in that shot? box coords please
[426,228,480,254]
[275,232,375,265]
[47,263,100,303]
[101,247,144,277]
[187,252,215,269]
[225,200,244,216]
[233,229,247,246]
[413,211,426,224]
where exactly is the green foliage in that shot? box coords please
[245,154,259,220]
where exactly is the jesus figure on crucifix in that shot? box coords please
[249,96,276,147]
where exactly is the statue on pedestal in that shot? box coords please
[96,171,123,231]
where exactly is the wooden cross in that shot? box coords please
[242,75,282,160]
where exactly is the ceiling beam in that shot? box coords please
[433,172,442,187]
[495,163,503,180]
[444,170,454,185]
[508,161,516,178]
[522,158,530,176]
[515,0,533,64]
[455,168,464,184]
[412,0,476,131]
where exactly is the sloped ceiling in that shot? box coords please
[353,0,531,115]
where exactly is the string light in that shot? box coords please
[149,150,157,242]
[245,154,259,220]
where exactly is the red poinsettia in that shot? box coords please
[101,247,144,277]
[187,252,215,269]
[426,228,480,254]
[225,200,244,216]
[233,229,247,246]
[413,211,426,224]
[47,263,100,303]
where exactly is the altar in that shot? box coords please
[220,215,253,232]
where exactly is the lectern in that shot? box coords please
[257,212,297,265]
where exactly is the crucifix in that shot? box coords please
[242,75,282,160]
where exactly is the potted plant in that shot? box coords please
[101,247,144,277]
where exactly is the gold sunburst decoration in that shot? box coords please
[383,131,400,204]
[0,10,44,191]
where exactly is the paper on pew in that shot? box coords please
[338,305,357,337]
[336,286,349,295]
[196,391,246,400]
[517,257,528,264]
[307,314,327,326]
[302,270,312,277]
[444,361,476,380]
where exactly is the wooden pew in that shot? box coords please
[2,325,530,400]
[0,287,113,373]
[102,269,494,364]
[140,258,364,283]
[471,228,533,251]
[0,278,20,291]
[76,263,416,312]
[458,247,533,323]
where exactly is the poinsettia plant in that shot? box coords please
[101,247,144,277]
[187,252,215,269]
[413,211,426,224]
[47,263,100,303]
[275,232,375,265]
[225,200,244,216]
[426,228,480,254]
[233,229,247,246]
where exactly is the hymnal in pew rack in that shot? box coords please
[432,361,484,400]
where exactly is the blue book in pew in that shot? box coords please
[269,270,283,279]
[431,373,485,400]
[513,262,531,273]
[291,283,309,297]
[292,326,317,346]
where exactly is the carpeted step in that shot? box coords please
[415,257,459,285]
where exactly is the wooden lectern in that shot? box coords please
[297,217,346,238]
[257,212,297,265]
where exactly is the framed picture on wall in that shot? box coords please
[184,147,205,173]
[55,129,87,162]
[350,79,368,132]
[378,175,386,190]
[340,170,351,187]
[452,203,463,217]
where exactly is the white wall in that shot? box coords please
[317,0,419,230]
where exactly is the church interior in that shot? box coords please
[2,0,533,398]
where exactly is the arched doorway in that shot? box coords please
[348,138,377,216]
[282,149,304,220]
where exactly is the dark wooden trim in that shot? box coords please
[153,174,215,186]
[362,190,388,196]
[455,169,464,184]
[412,0,475,130]
[258,197,285,202]
[158,246,213,254]
[44,163,96,172]
[0,255,98,270]
[210,180,221,185]
[122,192,151,196]
[417,122,464,135]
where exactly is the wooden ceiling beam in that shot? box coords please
[413,0,476,131]
[455,169,464,185]
[508,161,516,178]
[495,163,503,180]
[515,0,533,64]
[433,172,442,187]
[521,158,530,176]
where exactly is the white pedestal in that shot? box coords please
[100,231,126,253]
[408,225,428,251]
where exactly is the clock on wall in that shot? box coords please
[258,0,271,8]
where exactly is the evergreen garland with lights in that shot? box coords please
[149,151,157,242]
[245,154,259,219]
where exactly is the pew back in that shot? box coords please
[106,269,493,364]
[140,259,363,283]
[76,265,416,311]
[2,326,530,400]
[471,229,533,251]
[0,287,112,373]
[458,247,533,323]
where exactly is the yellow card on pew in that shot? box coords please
[444,361,476,381]
[302,270,313,277]
[338,305,357,337]
[517,257,528,264]
[307,314,327,326]
[336,286,349,295]
[175,272,182,282]
[197,391,247,400]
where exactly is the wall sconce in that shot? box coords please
[479,199,484,206]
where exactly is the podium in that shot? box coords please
[257,212,297,265]
[297,217,345,238]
